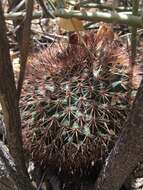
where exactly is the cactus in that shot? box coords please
[21,25,134,178]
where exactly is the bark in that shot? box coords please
[94,78,143,190]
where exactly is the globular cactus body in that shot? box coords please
[21,25,136,179]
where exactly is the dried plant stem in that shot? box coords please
[0,141,35,190]
[131,0,139,65]
[0,2,35,190]
[37,0,55,18]
[77,3,135,12]
[17,0,34,101]
[3,9,143,28]
[0,0,25,173]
